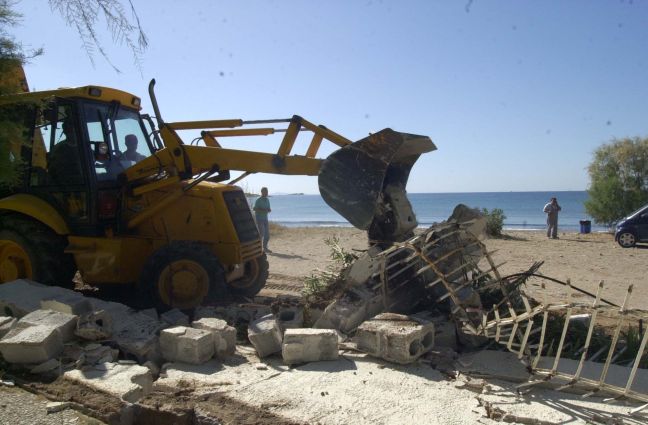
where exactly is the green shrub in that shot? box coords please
[480,207,506,237]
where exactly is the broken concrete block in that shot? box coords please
[276,307,304,333]
[0,322,64,364]
[248,314,283,358]
[160,308,189,327]
[314,285,383,333]
[355,313,435,364]
[191,318,236,358]
[160,326,215,365]
[75,310,112,341]
[20,309,77,342]
[0,279,57,317]
[282,328,338,365]
[40,294,92,316]
[89,299,163,362]
[0,316,16,338]
[64,362,153,403]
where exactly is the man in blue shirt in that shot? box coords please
[253,187,271,252]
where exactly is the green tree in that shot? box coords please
[585,137,648,226]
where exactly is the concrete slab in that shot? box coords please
[40,294,92,316]
[355,313,435,364]
[282,328,338,365]
[20,309,77,342]
[191,318,236,358]
[248,314,282,358]
[0,322,64,364]
[456,350,530,382]
[64,362,153,403]
[0,279,58,317]
[160,326,215,365]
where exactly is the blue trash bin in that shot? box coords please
[579,220,591,234]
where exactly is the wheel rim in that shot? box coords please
[619,233,636,247]
[158,259,209,309]
[229,259,260,290]
[0,240,33,283]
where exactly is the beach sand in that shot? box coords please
[265,226,648,310]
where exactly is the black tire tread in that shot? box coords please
[0,213,76,288]
[139,241,226,311]
[228,254,269,297]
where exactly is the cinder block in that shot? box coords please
[75,310,113,341]
[355,313,435,364]
[191,318,236,358]
[276,307,304,333]
[282,328,338,365]
[20,309,78,342]
[0,322,64,364]
[248,314,282,358]
[160,326,214,365]
[160,309,189,327]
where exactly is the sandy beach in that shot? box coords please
[265,226,648,310]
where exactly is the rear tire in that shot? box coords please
[139,241,227,311]
[227,254,269,297]
[0,214,76,288]
[617,231,637,248]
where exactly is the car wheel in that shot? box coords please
[617,231,636,248]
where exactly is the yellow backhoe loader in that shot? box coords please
[0,75,435,311]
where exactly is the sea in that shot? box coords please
[249,191,609,233]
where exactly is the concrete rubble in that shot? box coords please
[160,326,215,365]
[0,309,77,364]
[248,314,283,358]
[160,308,190,327]
[75,310,112,340]
[0,205,646,423]
[355,313,435,364]
[64,362,153,403]
[191,318,236,358]
[282,328,338,365]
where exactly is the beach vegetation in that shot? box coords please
[302,236,357,299]
[585,137,648,226]
[480,207,506,237]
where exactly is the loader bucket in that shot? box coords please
[318,128,436,243]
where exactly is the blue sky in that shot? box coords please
[12,0,648,194]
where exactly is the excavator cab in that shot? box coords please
[0,79,435,311]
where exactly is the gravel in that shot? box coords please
[0,386,105,425]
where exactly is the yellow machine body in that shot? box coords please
[0,76,434,309]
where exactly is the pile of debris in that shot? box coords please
[0,204,647,422]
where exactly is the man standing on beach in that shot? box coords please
[254,187,272,252]
[543,197,562,239]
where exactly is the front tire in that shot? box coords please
[227,254,269,297]
[139,241,227,311]
[0,214,76,288]
[617,231,637,248]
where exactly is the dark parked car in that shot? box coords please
[615,204,648,248]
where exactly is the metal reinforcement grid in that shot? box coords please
[374,223,648,414]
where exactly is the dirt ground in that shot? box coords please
[265,227,648,310]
